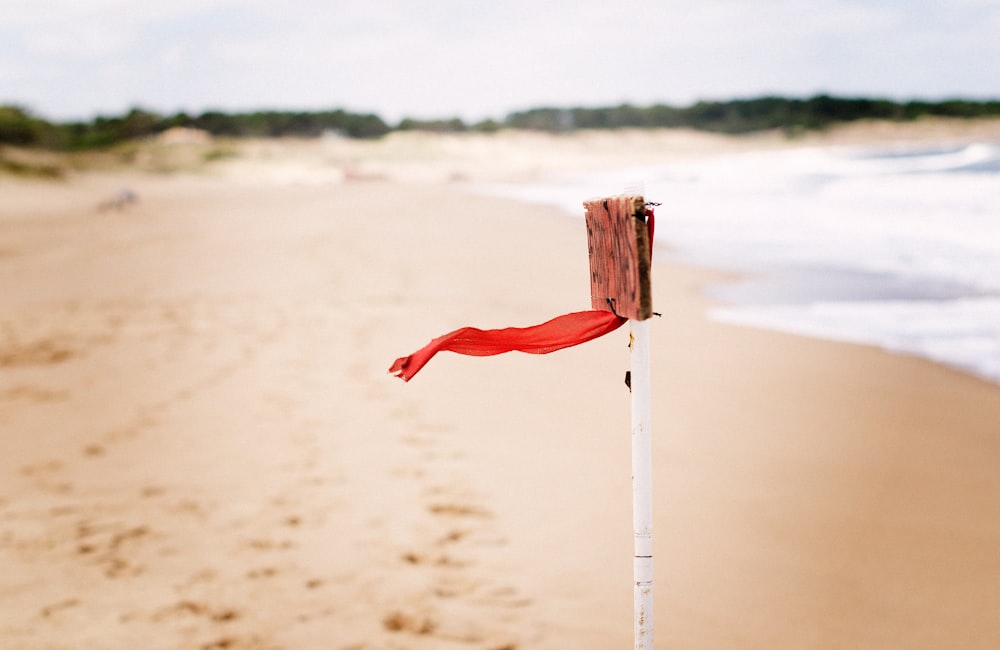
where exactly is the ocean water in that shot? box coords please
[478,139,1000,385]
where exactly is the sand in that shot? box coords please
[2,122,1000,649]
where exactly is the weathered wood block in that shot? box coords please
[583,195,652,321]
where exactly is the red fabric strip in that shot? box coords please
[389,310,626,381]
[389,206,654,382]
[647,206,655,260]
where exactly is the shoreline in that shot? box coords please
[460,126,1000,389]
[672,255,1000,387]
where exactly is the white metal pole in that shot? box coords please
[623,181,654,649]
[631,316,654,649]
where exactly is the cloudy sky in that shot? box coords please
[2,0,998,123]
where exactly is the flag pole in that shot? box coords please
[631,315,654,649]
[625,181,653,649]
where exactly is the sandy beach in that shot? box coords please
[2,123,1000,649]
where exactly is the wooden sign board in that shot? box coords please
[584,195,652,321]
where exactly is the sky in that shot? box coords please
[2,0,999,124]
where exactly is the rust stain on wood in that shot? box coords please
[583,195,652,321]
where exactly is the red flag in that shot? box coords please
[389,310,626,382]
[389,207,654,381]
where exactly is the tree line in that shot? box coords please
[505,96,1000,134]
[3,95,1000,150]
[0,106,391,150]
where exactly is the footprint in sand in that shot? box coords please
[18,459,64,477]
[151,600,241,624]
[82,443,105,457]
[427,503,492,518]
[0,339,76,367]
[245,566,279,580]
[1,385,70,402]
[75,522,152,578]
[382,610,437,635]
[18,460,73,493]
[245,537,295,551]
[139,485,166,499]
[401,551,467,568]
[39,598,82,619]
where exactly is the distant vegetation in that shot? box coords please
[0,106,391,150]
[3,96,1000,151]
[505,96,1000,134]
